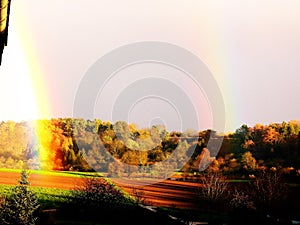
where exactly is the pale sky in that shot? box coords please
[0,0,299,132]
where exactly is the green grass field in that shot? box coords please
[0,184,73,209]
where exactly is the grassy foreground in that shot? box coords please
[0,185,73,209]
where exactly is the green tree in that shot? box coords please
[0,170,40,225]
[241,151,257,171]
[233,124,250,150]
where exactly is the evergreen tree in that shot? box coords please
[0,170,40,225]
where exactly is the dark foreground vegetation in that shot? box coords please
[196,170,300,225]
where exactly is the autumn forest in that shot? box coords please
[1,119,299,178]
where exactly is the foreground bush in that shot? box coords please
[69,177,133,210]
[198,171,228,204]
[0,170,40,225]
[250,169,288,215]
[228,169,290,224]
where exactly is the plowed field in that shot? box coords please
[0,171,200,209]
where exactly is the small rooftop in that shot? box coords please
[0,0,11,65]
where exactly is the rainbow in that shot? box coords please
[11,4,53,169]
[13,5,50,119]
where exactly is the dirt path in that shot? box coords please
[0,171,200,209]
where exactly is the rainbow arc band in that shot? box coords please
[0,0,11,65]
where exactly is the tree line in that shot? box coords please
[0,119,299,177]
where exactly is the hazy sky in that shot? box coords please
[0,0,299,132]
